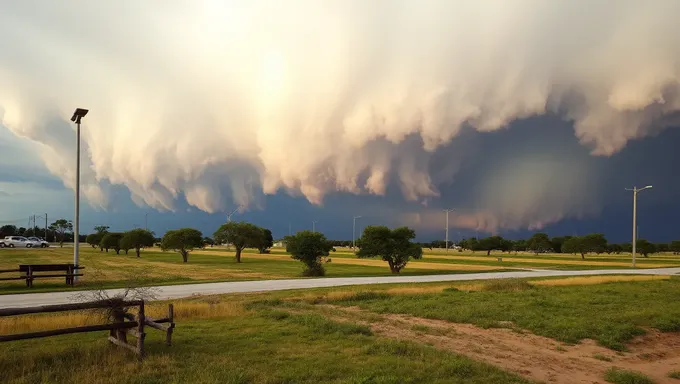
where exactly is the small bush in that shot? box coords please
[482,279,533,292]
[593,353,613,362]
[604,368,654,384]
[668,371,680,380]
[442,287,460,292]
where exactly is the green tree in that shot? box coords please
[0,225,17,237]
[512,239,527,253]
[94,225,110,233]
[635,239,656,257]
[655,243,669,253]
[161,228,203,262]
[49,219,73,247]
[621,243,632,253]
[551,236,571,254]
[477,236,504,256]
[357,226,423,274]
[286,231,333,276]
[583,233,607,255]
[86,233,103,248]
[120,229,155,257]
[255,228,274,254]
[100,233,123,254]
[213,222,263,263]
[561,237,584,258]
[526,233,551,254]
[606,243,623,254]
[670,240,680,255]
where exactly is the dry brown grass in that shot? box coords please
[530,275,670,287]
[0,298,246,335]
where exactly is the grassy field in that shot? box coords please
[1,246,679,294]
[3,275,680,383]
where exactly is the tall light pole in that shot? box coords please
[444,209,454,252]
[625,185,652,268]
[352,215,362,253]
[71,108,88,283]
[145,213,149,231]
[312,221,318,233]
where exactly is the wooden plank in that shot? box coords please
[0,300,144,317]
[136,301,145,360]
[108,336,138,354]
[145,320,169,332]
[25,274,84,279]
[0,277,27,281]
[0,322,138,342]
[166,304,174,346]
[0,269,20,273]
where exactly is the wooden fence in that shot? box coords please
[0,300,175,360]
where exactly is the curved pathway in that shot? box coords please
[1,267,679,309]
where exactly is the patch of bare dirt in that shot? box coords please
[329,306,680,384]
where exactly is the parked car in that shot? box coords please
[27,237,49,248]
[0,236,32,248]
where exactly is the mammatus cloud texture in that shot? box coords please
[1,0,678,231]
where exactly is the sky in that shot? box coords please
[1,0,679,243]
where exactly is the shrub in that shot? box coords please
[604,368,653,384]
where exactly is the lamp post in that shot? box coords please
[625,186,652,268]
[71,108,88,283]
[352,215,362,253]
[443,209,454,252]
[312,221,318,233]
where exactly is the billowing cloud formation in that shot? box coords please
[0,0,679,229]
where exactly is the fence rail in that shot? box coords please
[0,299,175,360]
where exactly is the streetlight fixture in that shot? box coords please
[443,209,454,252]
[70,108,88,283]
[352,216,362,253]
[625,185,652,268]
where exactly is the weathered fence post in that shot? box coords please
[136,301,146,360]
[166,303,174,346]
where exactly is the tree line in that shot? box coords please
[0,220,83,246]
[425,233,680,258]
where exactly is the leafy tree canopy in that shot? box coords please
[161,228,203,262]
[357,226,423,274]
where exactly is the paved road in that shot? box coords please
[2,267,679,309]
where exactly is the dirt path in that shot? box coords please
[329,306,680,383]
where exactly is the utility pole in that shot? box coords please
[288,222,292,237]
[352,216,362,254]
[444,209,454,252]
[45,213,48,240]
[226,205,243,223]
[625,186,653,268]
[145,213,149,231]
[312,221,318,233]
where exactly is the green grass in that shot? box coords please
[669,371,680,380]
[0,296,530,384]
[593,353,613,362]
[325,277,680,350]
[604,368,654,384]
